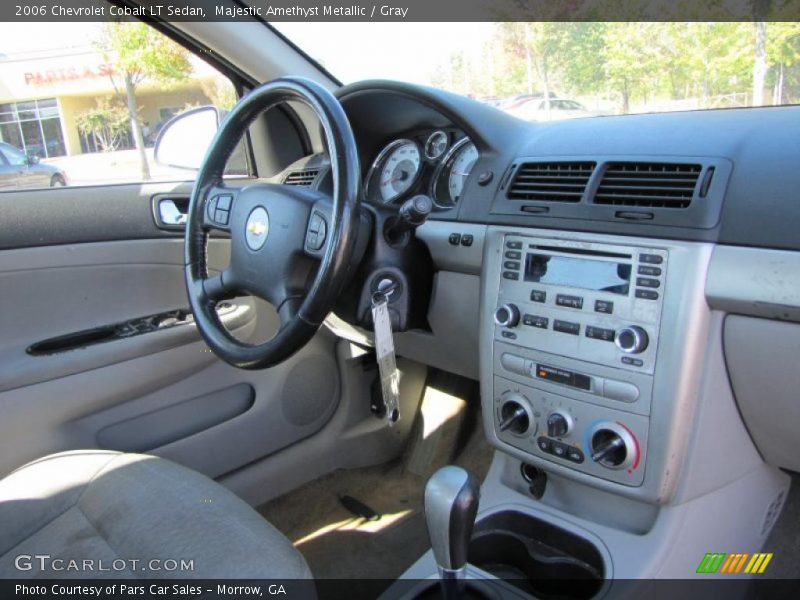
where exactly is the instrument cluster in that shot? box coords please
[364,129,478,210]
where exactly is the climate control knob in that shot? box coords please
[498,394,533,435]
[614,325,649,354]
[494,303,520,328]
[588,423,638,470]
[546,411,573,438]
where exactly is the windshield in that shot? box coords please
[276,22,800,120]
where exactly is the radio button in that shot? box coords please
[586,325,615,342]
[501,331,517,340]
[506,240,523,249]
[621,356,644,367]
[523,314,549,329]
[637,265,662,276]
[594,300,614,314]
[504,250,522,260]
[639,253,663,264]
[553,320,580,335]
[636,277,661,288]
[504,261,521,270]
[502,271,519,280]
[602,379,640,403]
[635,289,659,300]
[530,290,546,303]
[556,294,584,309]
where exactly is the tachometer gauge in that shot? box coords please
[431,138,479,208]
[366,139,422,204]
[424,130,449,160]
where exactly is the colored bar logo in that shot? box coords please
[696,552,773,574]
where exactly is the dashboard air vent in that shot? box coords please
[507,161,596,203]
[593,162,701,208]
[283,169,319,186]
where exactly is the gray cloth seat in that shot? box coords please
[0,450,311,579]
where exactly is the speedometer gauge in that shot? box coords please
[431,138,479,208]
[366,139,422,204]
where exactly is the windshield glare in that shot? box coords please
[275,22,800,120]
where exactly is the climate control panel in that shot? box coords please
[493,376,648,486]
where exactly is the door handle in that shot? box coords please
[151,195,189,230]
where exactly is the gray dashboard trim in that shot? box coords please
[706,245,800,323]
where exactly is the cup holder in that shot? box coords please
[468,511,604,599]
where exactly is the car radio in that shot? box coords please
[495,235,667,374]
[490,234,668,486]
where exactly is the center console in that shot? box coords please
[490,235,665,487]
[480,226,712,503]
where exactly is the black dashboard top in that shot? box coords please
[325,81,800,252]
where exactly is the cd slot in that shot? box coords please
[527,244,631,260]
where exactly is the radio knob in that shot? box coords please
[494,303,520,328]
[615,325,649,354]
[546,411,573,438]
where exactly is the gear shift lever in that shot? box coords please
[424,466,480,599]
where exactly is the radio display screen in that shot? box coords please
[524,253,631,295]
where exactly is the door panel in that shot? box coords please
[0,182,342,482]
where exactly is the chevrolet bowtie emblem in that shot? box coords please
[244,207,269,251]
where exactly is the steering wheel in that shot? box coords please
[185,77,361,369]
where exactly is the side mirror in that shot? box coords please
[27,154,40,165]
[154,106,222,171]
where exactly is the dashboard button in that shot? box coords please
[448,233,461,245]
[530,290,546,303]
[506,241,522,249]
[556,294,584,309]
[603,379,640,403]
[638,265,662,276]
[537,437,552,453]
[501,331,517,340]
[523,314,549,329]
[566,447,585,463]
[553,320,580,335]
[621,356,644,367]
[502,271,519,281]
[594,300,614,314]
[461,234,474,247]
[639,253,663,264]
[586,325,615,342]
[635,289,659,300]
[504,261,521,270]
[636,277,660,288]
[504,250,521,260]
[500,353,527,375]
[551,442,567,457]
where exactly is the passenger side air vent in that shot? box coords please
[593,162,702,208]
[283,169,319,186]
[507,161,596,203]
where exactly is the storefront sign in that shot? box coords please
[24,64,115,87]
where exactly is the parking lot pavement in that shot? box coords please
[45,148,191,186]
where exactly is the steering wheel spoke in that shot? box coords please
[202,268,237,303]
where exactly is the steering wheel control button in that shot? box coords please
[214,209,230,225]
[306,212,327,251]
[553,319,580,335]
[585,325,615,342]
[216,195,232,211]
[556,294,584,309]
[245,206,270,251]
[448,233,461,245]
[594,300,614,314]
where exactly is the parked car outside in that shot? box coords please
[506,97,599,121]
[0,142,68,189]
